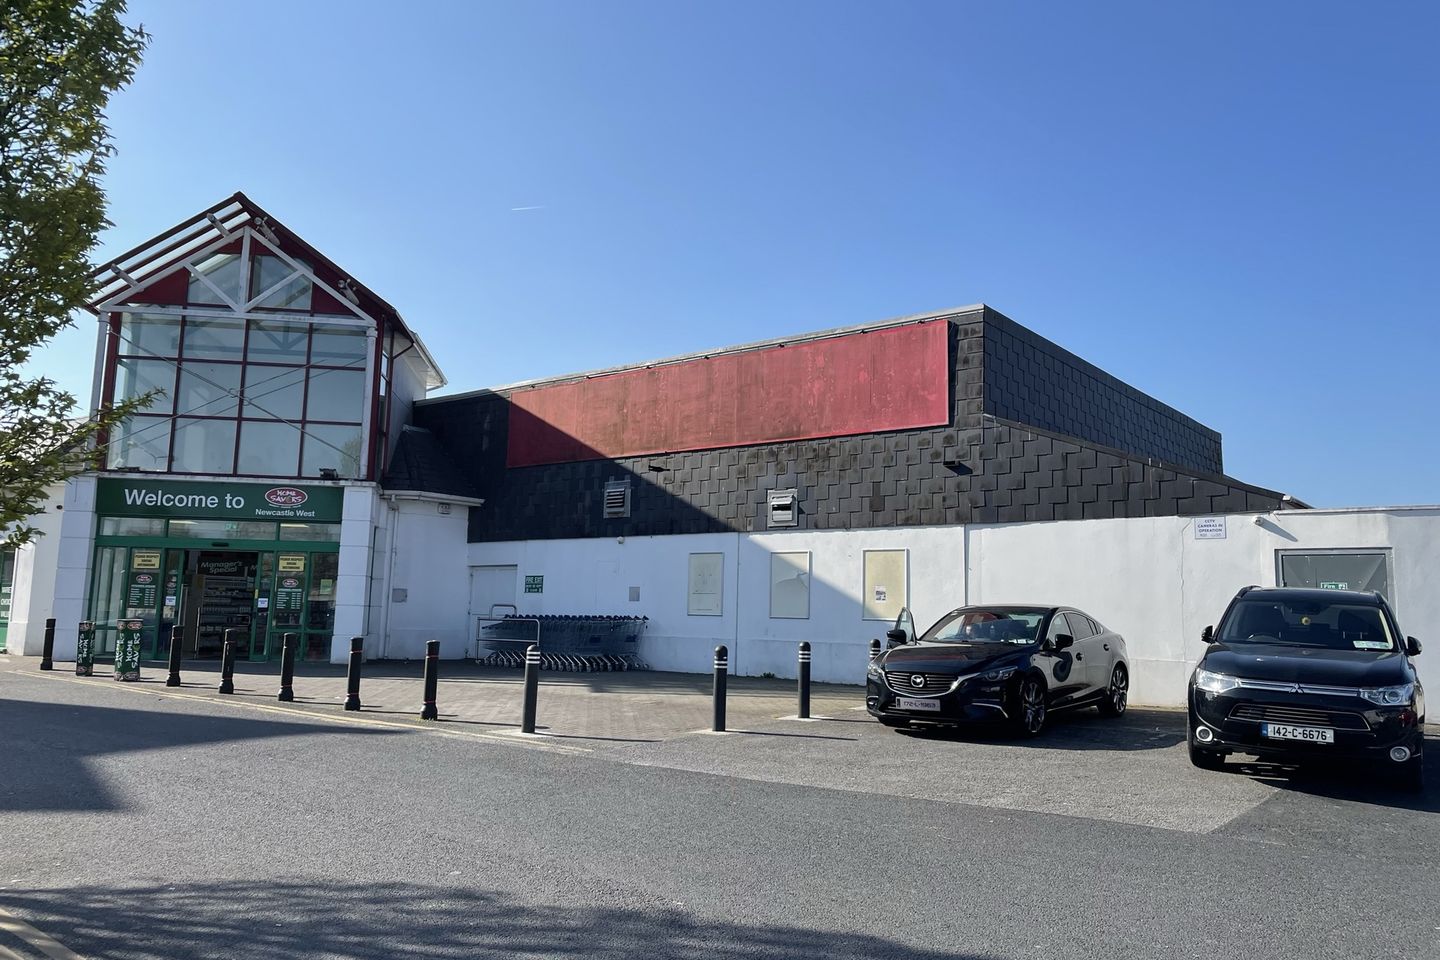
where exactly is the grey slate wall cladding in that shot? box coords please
[409,309,1287,542]
[982,308,1224,476]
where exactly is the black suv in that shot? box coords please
[1189,586,1425,787]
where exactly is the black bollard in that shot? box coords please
[797,641,812,719]
[343,636,363,711]
[869,638,882,662]
[219,630,237,694]
[166,627,183,687]
[278,632,297,702]
[712,644,728,732]
[40,618,56,670]
[420,639,440,721]
[520,643,540,733]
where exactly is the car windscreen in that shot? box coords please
[1218,598,1396,651]
[920,609,1046,644]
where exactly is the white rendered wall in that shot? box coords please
[461,508,1440,704]
[376,497,471,659]
[331,485,381,662]
[5,484,70,656]
[468,527,966,684]
[968,508,1440,707]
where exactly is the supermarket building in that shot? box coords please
[4,196,1437,707]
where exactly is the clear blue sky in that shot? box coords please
[37,1,1439,507]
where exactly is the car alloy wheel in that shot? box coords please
[1018,678,1046,736]
[1100,665,1128,717]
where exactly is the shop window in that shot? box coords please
[114,358,175,414]
[171,418,237,473]
[177,363,242,417]
[247,319,310,364]
[242,365,306,420]
[237,421,302,476]
[98,517,166,537]
[249,254,312,311]
[166,519,277,540]
[305,368,365,422]
[187,252,243,305]
[301,424,362,478]
[118,313,182,358]
[106,415,171,471]
[181,317,246,360]
[278,523,341,542]
[1278,550,1391,599]
[310,323,368,368]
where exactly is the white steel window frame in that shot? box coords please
[1274,547,1395,607]
[96,223,379,478]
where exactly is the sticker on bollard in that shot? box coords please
[115,619,142,681]
[75,621,96,676]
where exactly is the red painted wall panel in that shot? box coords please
[506,320,951,467]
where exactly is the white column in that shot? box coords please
[330,485,377,662]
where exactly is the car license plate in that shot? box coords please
[1261,723,1334,743]
[895,697,941,712]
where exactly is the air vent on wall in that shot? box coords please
[603,479,631,519]
[768,488,799,528]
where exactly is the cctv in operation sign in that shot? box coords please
[95,478,344,523]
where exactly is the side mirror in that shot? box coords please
[1052,634,1074,652]
[1201,625,1214,645]
[885,628,909,647]
[1406,636,1422,657]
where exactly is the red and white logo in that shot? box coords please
[265,487,308,507]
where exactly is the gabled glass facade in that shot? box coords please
[105,251,374,479]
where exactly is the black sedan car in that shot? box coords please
[1189,586,1425,788]
[866,605,1130,736]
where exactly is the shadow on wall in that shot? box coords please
[0,881,996,960]
[0,697,397,813]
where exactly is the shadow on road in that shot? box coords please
[0,881,993,960]
[1223,748,1440,813]
[0,698,397,814]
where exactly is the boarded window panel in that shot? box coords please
[687,553,724,617]
[769,552,810,619]
[863,550,908,621]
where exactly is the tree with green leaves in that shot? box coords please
[0,0,149,545]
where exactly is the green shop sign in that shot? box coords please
[97,478,344,523]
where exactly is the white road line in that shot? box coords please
[0,906,86,960]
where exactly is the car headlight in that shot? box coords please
[1360,683,1414,706]
[983,666,1017,682]
[1193,668,1240,694]
[867,660,884,680]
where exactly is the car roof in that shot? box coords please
[951,604,1059,614]
[1238,587,1382,605]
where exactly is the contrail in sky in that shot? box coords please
[510,205,546,212]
